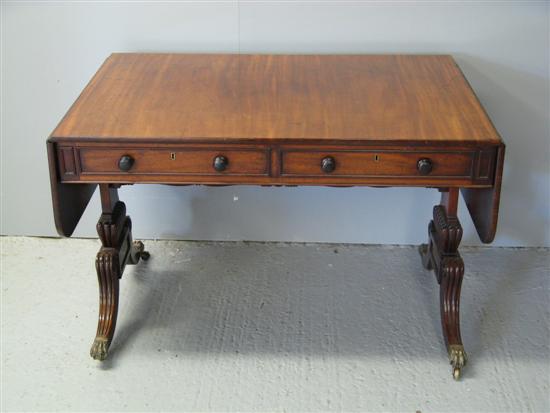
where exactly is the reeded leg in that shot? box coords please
[440,256,467,380]
[90,185,149,361]
[419,188,467,380]
[90,251,120,360]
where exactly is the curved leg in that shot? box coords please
[90,251,120,360]
[90,185,149,360]
[419,189,467,380]
[440,256,467,380]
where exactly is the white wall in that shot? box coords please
[1,1,549,247]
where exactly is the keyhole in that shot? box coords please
[170,152,176,160]
[374,154,380,162]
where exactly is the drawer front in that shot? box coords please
[281,150,475,178]
[79,147,270,176]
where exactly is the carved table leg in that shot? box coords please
[90,185,149,361]
[419,188,468,380]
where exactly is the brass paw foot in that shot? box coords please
[90,337,110,361]
[449,344,468,380]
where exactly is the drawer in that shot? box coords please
[281,150,475,178]
[79,147,270,176]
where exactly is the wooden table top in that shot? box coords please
[51,53,502,145]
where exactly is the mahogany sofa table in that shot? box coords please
[47,53,504,380]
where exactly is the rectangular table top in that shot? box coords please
[48,53,505,243]
[51,53,502,145]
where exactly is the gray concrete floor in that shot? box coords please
[1,237,549,412]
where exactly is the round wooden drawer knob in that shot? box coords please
[118,155,134,172]
[417,158,433,175]
[321,156,336,173]
[213,155,228,172]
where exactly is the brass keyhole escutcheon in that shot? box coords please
[170,152,176,160]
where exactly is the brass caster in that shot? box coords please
[449,344,468,380]
[140,251,150,261]
[90,337,109,361]
[453,367,461,380]
[133,240,150,261]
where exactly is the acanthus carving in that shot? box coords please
[433,205,463,253]
[96,202,126,248]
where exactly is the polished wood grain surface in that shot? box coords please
[51,53,502,144]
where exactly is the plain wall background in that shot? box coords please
[1,1,549,247]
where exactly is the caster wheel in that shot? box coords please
[140,251,151,261]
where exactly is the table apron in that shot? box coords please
[53,144,499,188]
